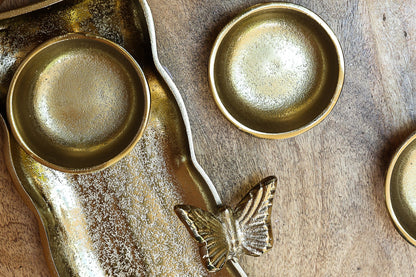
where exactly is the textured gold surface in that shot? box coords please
[175,176,276,272]
[209,3,344,139]
[386,133,416,246]
[7,33,150,173]
[0,0,241,276]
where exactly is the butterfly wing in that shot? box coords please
[174,205,229,272]
[233,176,277,256]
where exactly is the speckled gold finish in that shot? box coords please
[0,0,245,276]
[209,3,344,139]
[386,133,416,246]
[7,33,150,173]
[175,176,276,273]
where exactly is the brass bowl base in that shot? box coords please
[386,133,416,245]
[7,33,150,173]
[209,3,344,139]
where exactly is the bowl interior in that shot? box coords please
[8,34,149,172]
[210,4,343,137]
[387,135,416,244]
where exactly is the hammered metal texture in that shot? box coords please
[209,3,344,139]
[7,33,150,173]
[386,133,416,247]
[0,0,240,276]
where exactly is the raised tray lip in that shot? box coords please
[141,2,247,273]
[1,116,61,277]
[208,2,345,139]
[385,131,416,246]
[140,1,222,204]
[0,0,63,20]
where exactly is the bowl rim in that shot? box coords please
[385,132,416,246]
[7,33,151,174]
[208,2,345,139]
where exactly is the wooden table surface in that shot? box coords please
[1,0,416,276]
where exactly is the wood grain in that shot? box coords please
[0,0,37,12]
[1,0,416,276]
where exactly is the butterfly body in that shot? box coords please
[217,207,242,258]
[175,176,277,272]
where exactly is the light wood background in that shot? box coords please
[1,0,416,276]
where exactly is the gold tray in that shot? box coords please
[0,0,245,276]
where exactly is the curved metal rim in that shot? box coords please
[0,0,63,20]
[140,1,247,276]
[1,116,60,277]
[385,132,416,246]
[208,2,345,139]
[7,33,151,174]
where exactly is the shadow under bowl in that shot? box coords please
[209,2,344,139]
[7,33,150,173]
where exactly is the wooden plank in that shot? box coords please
[0,0,38,12]
[1,0,416,276]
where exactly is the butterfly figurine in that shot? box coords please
[174,176,277,272]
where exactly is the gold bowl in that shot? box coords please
[386,133,416,245]
[7,33,150,173]
[209,3,344,139]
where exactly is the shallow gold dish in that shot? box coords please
[7,33,150,173]
[386,133,416,245]
[209,2,344,139]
